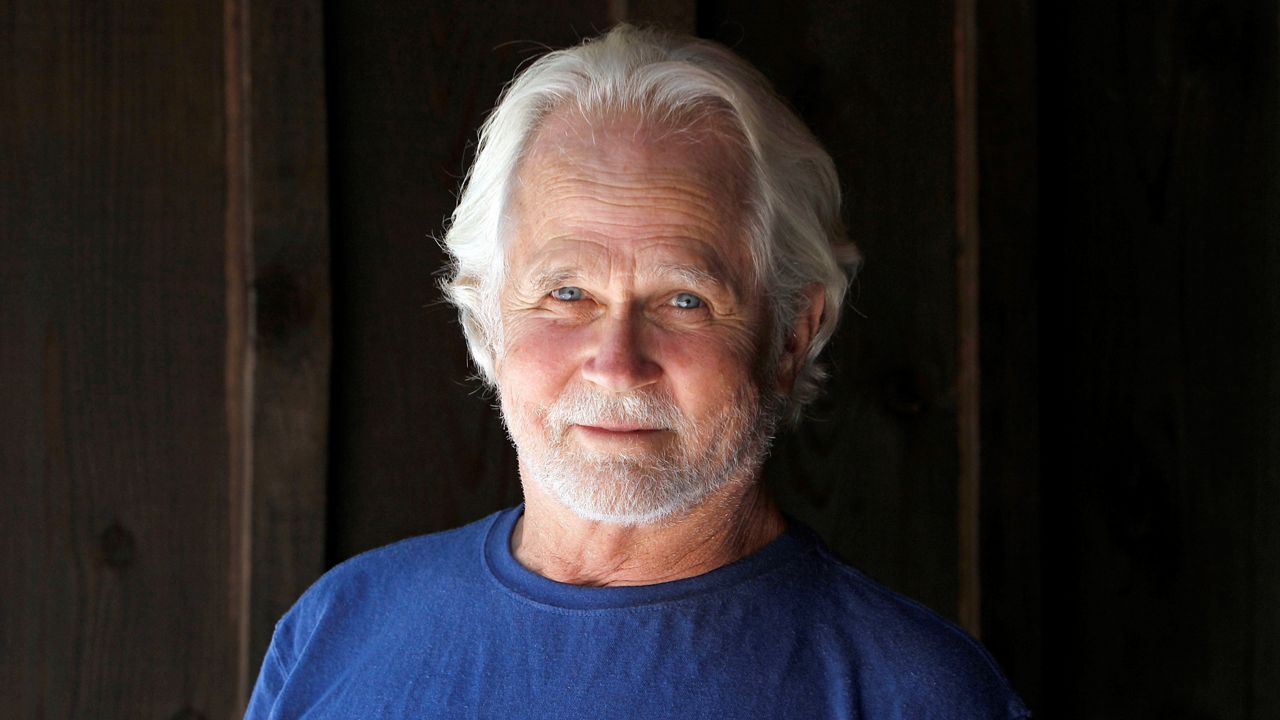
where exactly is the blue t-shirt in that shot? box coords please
[246,507,1029,719]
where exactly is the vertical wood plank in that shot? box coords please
[223,0,255,707]
[242,0,331,696]
[1038,1,1280,715]
[976,0,1042,709]
[953,0,982,637]
[1253,11,1280,715]
[2,2,239,716]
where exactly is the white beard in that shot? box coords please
[500,382,779,526]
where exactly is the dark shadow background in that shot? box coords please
[3,1,1277,718]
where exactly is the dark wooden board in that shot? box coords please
[977,0,1044,709]
[1,2,238,717]
[240,0,332,697]
[1037,1,1280,716]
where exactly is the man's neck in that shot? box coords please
[510,475,785,587]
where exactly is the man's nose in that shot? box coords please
[580,310,661,393]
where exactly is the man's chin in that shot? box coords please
[559,501,682,527]
[530,463,711,527]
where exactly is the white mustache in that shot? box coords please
[545,388,684,431]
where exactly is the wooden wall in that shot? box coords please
[2,2,240,716]
[977,0,1042,706]
[1,0,330,715]
[1036,1,1280,717]
[4,1,1278,718]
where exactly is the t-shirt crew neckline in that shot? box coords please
[482,505,814,611]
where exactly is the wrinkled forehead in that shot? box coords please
[516,103,754,207]
[505,104,758,273]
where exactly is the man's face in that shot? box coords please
[495,109,779,524]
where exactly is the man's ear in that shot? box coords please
[776,284,826,395]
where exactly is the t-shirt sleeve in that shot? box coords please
[242,616,296,719]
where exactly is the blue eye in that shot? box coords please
[671,292,703,309]
[551,287,584,301]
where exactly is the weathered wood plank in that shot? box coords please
[1,2,238,717]
[224,0,254,707]
[1038,1,1280,716]
[976,0,1043,710]
[241,0,332,700]
[954,0,982,637]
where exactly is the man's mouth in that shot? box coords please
[565,422,674,449]
[573,423,665,435]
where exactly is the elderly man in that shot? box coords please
[247,25,1028,719]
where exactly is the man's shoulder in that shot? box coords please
[795,545,977,646]
[781,539,1030,718]
[331,509,495,574]
[289,509,504,622]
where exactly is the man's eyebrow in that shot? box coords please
[522,262,735,293]
[640,262,731,290]
[524,267,581,292]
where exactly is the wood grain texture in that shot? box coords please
[325,2,611,562]
[1,2,238,717]
[701,0,965,620]
[224,0,253,707]
[242,0,331,699]
[976,0,1042,710]
[953,0,982,637]
[1038,1,1279,716]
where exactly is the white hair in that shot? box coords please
[441,24,861,421]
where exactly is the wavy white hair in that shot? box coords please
[441,24,861,421]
